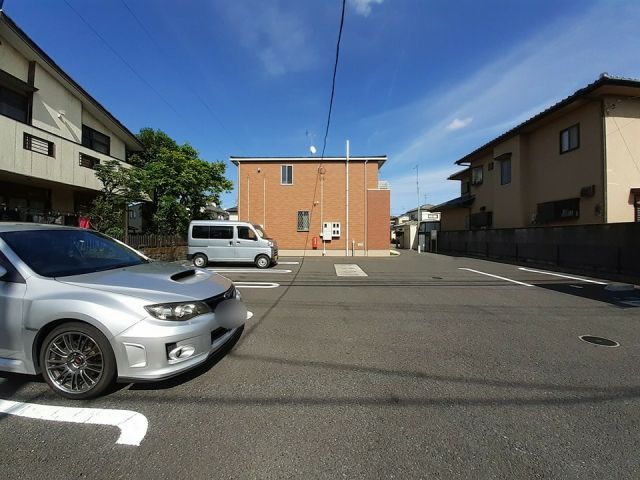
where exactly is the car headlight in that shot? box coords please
[145,301,210,321]
[268,241,274,247]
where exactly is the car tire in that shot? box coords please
[193,253,208,268]
[39,322,117,400]
[255,254,270,269]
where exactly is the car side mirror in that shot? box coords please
[0,266,7,280]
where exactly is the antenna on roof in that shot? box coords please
[306,130,317,156]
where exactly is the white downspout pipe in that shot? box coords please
[364,159,368,256]
[346,140,350,256]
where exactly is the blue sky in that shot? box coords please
[6,0,640,214]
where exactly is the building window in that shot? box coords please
[471,166,483,185]
[281,165,293,185]
[0,86,28,123]
[536,198,580,223]
[79,152,100,169]
[635,196,640,223]
[560,124,580,154]
[500,158,511,185]
[297,211,309,231]
[82,125,111,155]
[469,211,492,229]
[461,181,470,195]
[23,133,55,157]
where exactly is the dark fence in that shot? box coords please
[115,234,187,249]
[437,222,640,279]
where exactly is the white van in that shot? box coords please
[187,220,278,268]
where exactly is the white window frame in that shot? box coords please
[281,164,293,185]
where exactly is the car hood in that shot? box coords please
[58,262,232,303]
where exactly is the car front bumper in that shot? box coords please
[113,308,247,382]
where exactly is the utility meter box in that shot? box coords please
[321,222,340,239]
[321,222,332,240]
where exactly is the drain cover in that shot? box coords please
[578,335,620,347]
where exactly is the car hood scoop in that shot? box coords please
[170,269,197,281]
[58,262,231,303]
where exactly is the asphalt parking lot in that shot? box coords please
[1,250,640,479]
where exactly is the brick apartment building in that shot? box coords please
[230,156,390,256]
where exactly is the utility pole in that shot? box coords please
[414,164,420,253]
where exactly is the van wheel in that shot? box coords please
[255,254,270,269]
[193,253,208,268]
[40,322,116,400]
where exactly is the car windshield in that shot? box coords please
[0,229,149,277]
[253,225,269,239]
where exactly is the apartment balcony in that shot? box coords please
[0,114,130,193]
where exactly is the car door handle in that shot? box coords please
[236,241,241,244]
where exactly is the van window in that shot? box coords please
[237,226,257,241]
[210,226,233,239]
[192,226,210,239]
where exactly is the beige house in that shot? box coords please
[0,11,141,224]
[437,75,640,231]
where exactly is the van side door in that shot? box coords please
[235,226,261,262]
[208,225,235,261]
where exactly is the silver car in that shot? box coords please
[0,223,246,399]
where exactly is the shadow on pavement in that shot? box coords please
[533,283,640,308]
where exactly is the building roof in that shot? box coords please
[404,204,435,214]
[454,75,640,165]
[230,155,387,168]
[226,206,238,213]
[448,168,470,181]
[0,11,143,151]
[433,195,475,212]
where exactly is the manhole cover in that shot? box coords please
[578,335,620,347]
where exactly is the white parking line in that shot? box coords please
[459,268,533,287]
[0,399,148,446]
[334,264,368,277]
[235,282,280,289]
[208,269,292,274]
[277,261,299,265]
[518,267,607,285]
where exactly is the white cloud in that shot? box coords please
[384,166,461,215]
[349,0,384,17]
[217,2,315,76]
[446,117,473,131]
[365,1,640,212]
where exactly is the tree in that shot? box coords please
[89,160,143,237]
[128,128,233,234]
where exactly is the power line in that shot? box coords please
[117,0,233,139]
[320,0,346,160]
[62,0,184,120]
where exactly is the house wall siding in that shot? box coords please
[522,100,604,226]
[0,33,28,80]
[604,96,640,223]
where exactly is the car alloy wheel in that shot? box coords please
[255,255,270,269]
[193,254,208,268]
[44,332,104,394]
